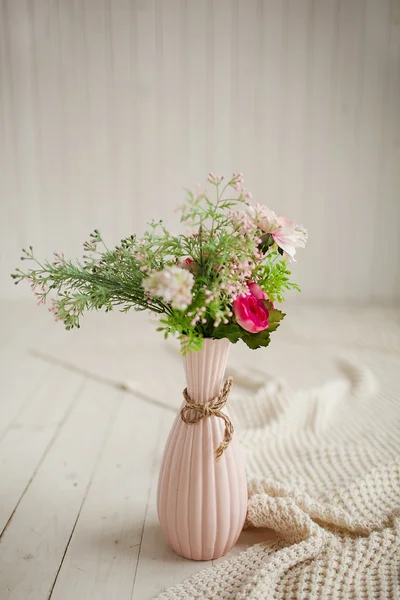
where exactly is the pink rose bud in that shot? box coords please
[232,281,270,333]
[247,281,267,299]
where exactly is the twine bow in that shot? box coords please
[180,377,234,461]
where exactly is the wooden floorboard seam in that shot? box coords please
[130,414,166,600]
[0,362,53,444]
[30,349,175,414]
[0,377,87,540]
[47,391,124,600]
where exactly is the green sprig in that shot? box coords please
[11,174,302,353]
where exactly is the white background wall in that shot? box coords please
[1,0,399,302]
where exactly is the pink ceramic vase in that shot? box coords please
[157,338,248,560]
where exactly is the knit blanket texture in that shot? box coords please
[157,356,400,599]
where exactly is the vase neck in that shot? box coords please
[183,338,231,404]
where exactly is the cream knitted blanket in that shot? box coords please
[157,358,400,599]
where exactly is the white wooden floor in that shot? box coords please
[1,300,399,599]
[0,300,273,600]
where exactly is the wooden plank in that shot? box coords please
[351,0,391,299]
[131,411,209,599]
[2,0,42,260]
[235,0,259,183]
[186,0,208,182]
[31,311,185,412]
[157,0,189,212]
[49,392,165,600]
[255,0,287,208]
[0,0,20,288]
[134,0,158,230]
[302,0,338,298]
[0,301,53,350]
[0,367,83,534]
[0,303,81,445]
[281,0,312,215]
[0,352,51,440]
[0,304,27,347]
[0,380,121,600]
[105,0,135,242]
[369,0,400,300]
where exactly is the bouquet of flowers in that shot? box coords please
[11,173,307,354]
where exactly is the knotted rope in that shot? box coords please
[180,377,234,461]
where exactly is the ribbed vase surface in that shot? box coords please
[157,338,248,560]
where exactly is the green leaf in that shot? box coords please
[241,328,271,350]
[267,308,286,333]
[261,299,274,312]
[213,307,285,348]
[258,233,274,254]
[212,323,243,344]
[179,334,203,355]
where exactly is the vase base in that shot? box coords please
[168,536,240,561]
[173,548,231,561]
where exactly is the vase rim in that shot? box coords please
[180,336,231,349]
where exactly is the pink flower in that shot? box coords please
[177,257,199,275]
[178,257,194,269]
[247,204,307,261]
[48,299,62,321]
[232,281,269,333]
[247,281,267,300]
[248,281,274,310]
[272,217,307,262]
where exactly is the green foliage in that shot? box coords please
[179,334,204,356]
[10,235,172,331]
[254,252,301,303]
[212,323,244,344]
[11,174,302,353]
[156,310,203,355]
[267,310,286,334]
[213,305,285,350]
[240,328,272,350]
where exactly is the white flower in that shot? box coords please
[142,265,194,310]
[246,204,280,233]
[246,203,307,261]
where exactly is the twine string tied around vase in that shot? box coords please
[180,377,234,461]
